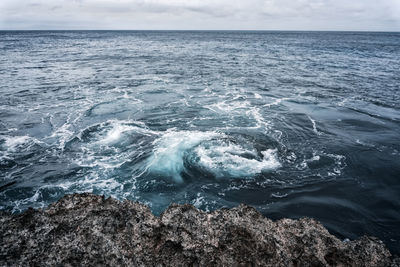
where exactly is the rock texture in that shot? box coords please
[0,193,394,266]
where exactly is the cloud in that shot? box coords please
[0,0,399,30]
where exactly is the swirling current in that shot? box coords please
[0,31,399,253]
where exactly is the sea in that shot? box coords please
[0,31,399,253]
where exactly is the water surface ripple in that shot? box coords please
[0,31,399,253]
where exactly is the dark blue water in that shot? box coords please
[1,31,399,253]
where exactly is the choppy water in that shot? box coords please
[1,31,399,253]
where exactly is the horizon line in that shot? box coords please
[1,29,399,33]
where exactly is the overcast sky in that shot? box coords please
[1,0,400,31]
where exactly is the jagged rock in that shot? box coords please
[0,193,394,266]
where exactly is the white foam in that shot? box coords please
[73,120,157,170]
[147,130,222,183]
[307,115,322,135]
[206,100,270,131]
[264,97,289,108]
[206,101,250,113]
[309,153,320,161]
[271,192,288,198]
[1,135,43,163]
[246,107,270,129]
[254,93,262,99]
[3,135,32,151]
[195,143,281,178]
[147,129,281,182]
[99,123,135,145]
[81,119,156,145]
[51,122,74,149]
[192,193,206,208]
[111,87,143,101]
[11,189,43,213]
[9,173,125,213]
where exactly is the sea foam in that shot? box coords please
[147,130,280,182]
[147,131,221,183]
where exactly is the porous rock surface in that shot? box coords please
[0,193,393,266]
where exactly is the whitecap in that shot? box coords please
[2,135,32,151]
[98,122,137,145]
[146,130,281,182]
[147,130,222,183]
[72,119,156,170]
[50,122,74,149]
[195,143,281,178]
[0,135,42,162]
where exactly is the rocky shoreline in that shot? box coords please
[0,193,397,266]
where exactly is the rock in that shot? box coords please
[0,193,394,266]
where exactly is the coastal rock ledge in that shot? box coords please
[0,193,395,266]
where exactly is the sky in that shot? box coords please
[1,0,400,31]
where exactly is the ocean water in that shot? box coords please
[0,31,399,253]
